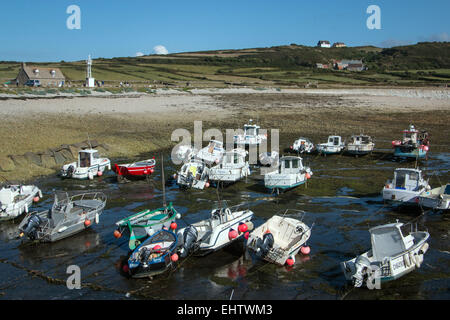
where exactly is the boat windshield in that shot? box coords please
[79,152,91,167]
[371,226,405,260]
[291,159,299,168]
[245,127,256,136]
[444,185,450,195]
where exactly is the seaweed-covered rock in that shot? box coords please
[24,152,42,166]
[53,151,67,164]
[59,149,74,161]
[10,155,28,167]
[40,154,56,168]
[68,145,79,158]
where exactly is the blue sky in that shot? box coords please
[0,0,448,62]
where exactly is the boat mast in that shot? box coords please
[161,154,166,208]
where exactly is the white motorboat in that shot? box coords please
[264,156,312,193]
[209,148,250,183]
[172,145,198,164]
[341,221,429,289]
[176,159,211,190]
[246,211,312,266]
[177,201,254,257]
[346,134,375,156]
[316,135,345,155]
[233,119,267,147]
[0,185,42,221]
[382,168,430,205]
[418,183,450,211]
[196,140,225,165]
[61,149,111,180]
[291,137,315,154]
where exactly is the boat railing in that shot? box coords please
[54,192,107,211]
[276,209,307,221]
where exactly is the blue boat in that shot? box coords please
[127,229,178,278]
[392,124,429,159]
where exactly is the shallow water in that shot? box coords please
[0,149,449,300]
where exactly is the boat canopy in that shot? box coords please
[279,156,303,173]
[328,136,342,145]
[393,168,422,190]
[369,223,413,260]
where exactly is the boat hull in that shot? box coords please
[393,146,427,159]
[0,186,42,221]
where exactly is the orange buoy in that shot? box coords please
[84,219,91,227]
[97,171,103,177]
[171,253,179,262]
[33,196,40,202]
[305,173,311,179]
[290,146,293,149]
[300,246,311,255]
[205,182,210,188]
[114,230,122,239]
[170,222,177,230]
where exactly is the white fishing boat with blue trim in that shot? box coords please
[61,149,111,180]
[341,221,429,288]
[0,184,42,221]
[196,139,225,165]
[316,135,345,155]
[264,156,312,193]
[382,168,430,205]
[209,148,250,183]
[418,183,450,211]
[346,134,375,156]
[233,119,267,147]
[291,137,315,154]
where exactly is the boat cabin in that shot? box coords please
[278,156,303,174]
[78,149,100,168]
[369,222,414,261]
[402,125,419,144]
[219,149,246,167]
[392,168,423,191]
[206,140,223,152]
[0,186,18,204]
[327,136,343,146]
[350,135,372,145]
[244,123,260,137]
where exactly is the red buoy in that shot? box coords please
[153,245,162,252]
[244,231,250,240]
[300,246,311,255]
[114,230,122,239]
[150,168,154,174]
[286,257,294,266]
[305,173,311,179]
[33,196,40,202]
[122,264,129,273]
[228,229,238,240]
[84,219,91,227]
[170,222,177,230]
[205,182,210,188]
[238,223,248,233]
[97,171,103,177]
[171,253,179,262]
[290,146,293,149]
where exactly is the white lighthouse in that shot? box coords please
[85,54,95,87]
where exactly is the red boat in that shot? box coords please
[113,158,156,181]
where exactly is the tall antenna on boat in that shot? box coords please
[86,132,93,149]
[161,154,166,208]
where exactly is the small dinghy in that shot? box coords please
[341,221,430,289]
[259,151,279,167]
[291,138,315,154]
[127,229,179,278]
[418,183,450,211]
[61,149,111,180]
[382,168,430,205]
[115,156,181,250]
[176,159,211,190]
[264,156,312,193]
[113,158,156,182]
[346,134,375,156]
[18,192,106,242]
[316,135,345,155]
[0,184,42,221]
[196,140,225,165]
[233,119,267,147]
[177,201,254,257]
[246,211,312,266]
[209,148,250,184]
[392,124,429,159]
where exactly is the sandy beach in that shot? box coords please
[0,87,449,181]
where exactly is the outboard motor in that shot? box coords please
[21,215,42,240]
[66,165,75,178]
[140,247,151,263]
[256,232,274,257]
[180,225,198,258]
[353,255,372,288]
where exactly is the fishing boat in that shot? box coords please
[264,156,312,193]
[246,210,312,266]
[259,151,279,167]
[418,183,450,211]
[233,119,267,147]
[18,192,106,242]
[177,201,254,257]
[341,221,430,289]
[291,138,315,154]
[392,124,429,159]
[60,149,111,180]
[346,134,375,156]
[113,158,156,182]
[115,155,181,250]
[176,159,211,190]
[127,229,179,278]
[316,135,345,155]
[0,184,42,221]
[209,148,250,184]
[196,139,225,165]
[382,168,430,205]
[172,145,198,164]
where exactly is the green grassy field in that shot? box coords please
[1,42,449,88]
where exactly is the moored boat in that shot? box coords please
[316,135,345,155]
[246,211,312,266]
[196,139,225,165]
[341,221,430,288]
[61,149,111,180]
[176,159,211,190]
[291,137,315,154]
[382,168,430,205]
[346,134,375,156]
[18,192,106,243]
[209,148,250,184]
[113,158,156,182]
[392,124,429,159]
[418,183,450,211]
[264,156,312,193]
[233,119,267,147]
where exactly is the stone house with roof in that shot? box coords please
[15,63,65,86]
